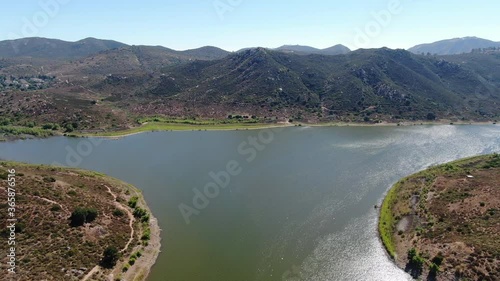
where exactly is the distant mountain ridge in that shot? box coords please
[275,44,351,55]
[408,37,500,55]
[0,37,230,61]
[0,37,128,59]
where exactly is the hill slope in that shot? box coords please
[409,37,500,55]
[0,162,160,281]
[379,154,500,280]
[140,48,500,121]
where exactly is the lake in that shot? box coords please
[1,125,499,281]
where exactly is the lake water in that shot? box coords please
[1,125,499,281]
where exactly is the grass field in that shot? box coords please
[79,121,292,137]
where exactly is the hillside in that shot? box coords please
[0,40,500,138]
[0,162,160,281]
[409,37,500,55]
[137,48,500,121]
[379,154,500,281]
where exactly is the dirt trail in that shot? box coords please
[81,185,135,281]
[104,185,135,253]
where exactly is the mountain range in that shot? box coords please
[0,36,499,133]
[274,44,351,55]
[408,37,500,55]
[2,36,500,59]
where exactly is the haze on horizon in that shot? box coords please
[1,0,499,52]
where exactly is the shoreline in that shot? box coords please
[1,120,497,141]
[75,120,497,139]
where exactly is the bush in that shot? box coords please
[431,253,444,266]
[128,196,139,208]
[122,264,130,272]
[407,248,417,260]
[141,228,151,241]
[429,263,440,274]
[101,246,120,268]
[133,207,147,218]
[113,209,125,217]
[140,213,150,223]
[64,123,74,133]
[69,207,98,227]
[50,205,62,212]
[43,176,56,183]
[407,248,424,270]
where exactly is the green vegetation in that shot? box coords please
[101,246,120,268]
[113,208,125,217]
[378,179,403,258]
[133,207,150,223]
[0,125,55,138]
[128,196,139,208]
[69,206,98,226]
[85,120,286,137]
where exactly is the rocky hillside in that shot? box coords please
[0,38,499,136]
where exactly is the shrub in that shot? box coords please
[64,123,74,133]
[113,209,125,217]
[43,176,56,183]
[140,213,150,223]
[69,207,98,227]
[426,112,436,120]
[133,207,147,218]
[122,264,130,272]
[50,205,62,212]
[429,263,440,274]
[141,228,151,241]
[128,196,139,208]
[431,253,444,266]
[101,246,120,268]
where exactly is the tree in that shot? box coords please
[64,123,74,133]
[128,196,139,208]
[69,207,98,227]
[100,246,120,268]
[426,112,436,120]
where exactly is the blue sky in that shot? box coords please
[1,0,499,51]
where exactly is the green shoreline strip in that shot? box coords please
[379,179,402,259]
